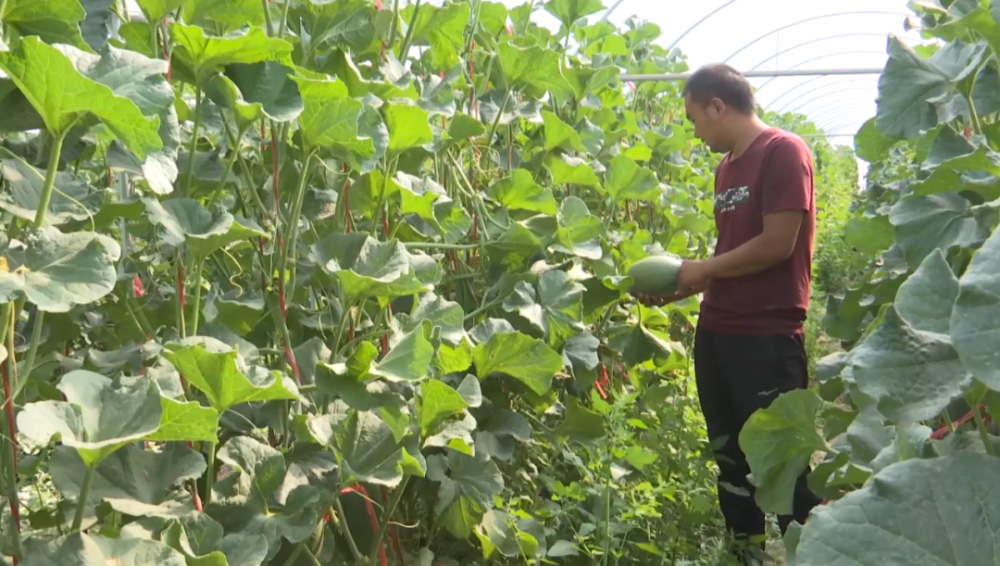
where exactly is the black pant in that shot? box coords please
[693,326,822,545]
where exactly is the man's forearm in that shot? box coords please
[703,235,790,279]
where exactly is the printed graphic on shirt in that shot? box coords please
[714,185,750,213]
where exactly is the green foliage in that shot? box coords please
[742,3,1000,564]
[0,2,735,565]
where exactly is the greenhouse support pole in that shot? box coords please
[620,67,885,82]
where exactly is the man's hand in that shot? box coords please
[676,260,712,293]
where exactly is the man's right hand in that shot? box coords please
[632,291,687,307]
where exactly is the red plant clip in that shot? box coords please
[132,275,145,298]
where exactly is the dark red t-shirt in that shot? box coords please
[698,127,816,336]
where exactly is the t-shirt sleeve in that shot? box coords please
[760,137,813,215]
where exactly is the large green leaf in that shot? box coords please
[850,306,967,424]
[427,449,504,538]
[17,371,162,467]
[418,379,469,436]
[488,169,558,215]
[473,331,563,395]
[21,533,187,566]
[894,248,959,334]
[169,24,293,84]
[889,193,982,269]
[385,102,434,154]
[739,389,828,515]
[541,110,587,153]
[876,36,987,139]
[502,270,586,347]
[0,37,162,158]
[209,436,318,560]
[164,514,269,566]
[544,0,605,29]
[146,396,220,444]
[50,443,204,518]
[309,234,433,304]
[205,62,304,128]
[290,74,373,160]
[144,197,268,259]
[0,158,102,226]
[1,0,89,50]
[401,2,470,71]
[497,40,573,99]
[0,227,120,313]
[952,222,1000,391]
[605,154,659,202]
[307,410,405,487]
[795,453,1000,566]
[162,344,298,413]
[368,326,434,382]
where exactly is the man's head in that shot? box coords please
[682,63,758,153]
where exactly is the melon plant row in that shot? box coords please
[0,0,724,564]
[740,2,1000,564]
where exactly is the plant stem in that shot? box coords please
[20,308,43,382]
[464,298,504,322]
[279,152,315,297]
[260,0,274,36]
[487,90,512,143]
[398,0,422,57]
[189,259,204,335]
[389,0,402,46]
[334,499,365,564]
[333,299,355,353]
[72,464,96,531]
[183,87,204,195]
[965,92,984,136]
[972,404,996,456]
[33,130,68,228]
[204,442,216,504]
[369,476,409,563]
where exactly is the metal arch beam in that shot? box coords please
[722,11,911,64]
[667,0,742,51]
[749,32,920,71]
[620,67,885,81]
[807,105,874,126]
[764,75,861,109]
[813,108,864,130]
[810,109,872,130]
[754,51,888,92]
[821,119,867,137]
[772,78,879,113]
[817,113,870,132]
[781,86,879,115]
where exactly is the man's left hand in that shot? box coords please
[676,260,712,292]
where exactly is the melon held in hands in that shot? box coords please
[628,255,683,296]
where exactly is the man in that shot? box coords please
[633,64,822,564]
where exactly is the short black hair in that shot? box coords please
[682,63,756,115]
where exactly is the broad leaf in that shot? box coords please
[50,443,204,518]
[162,345,298,413]
[18,371,162,467]
[309,234,432,304]
[502,270,586,347]
[0,37,161,158]
[473,332,563,395]
[952,223,1000,391]
[144,197,268,259]
[488,169,558,215]
[169,24,293,84]
[605,154,659,202]
[418,380,469,436]
[308,410,405,487]
[739,389,828,515]
[369,327,434,382]
[0,159,102,226]
[427,449,504,537]
[795,453,1000,566]
[21,533,187,566]
[1,0,89,49]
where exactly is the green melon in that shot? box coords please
[628,255,683,296]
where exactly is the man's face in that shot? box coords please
[684,94,732,154]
